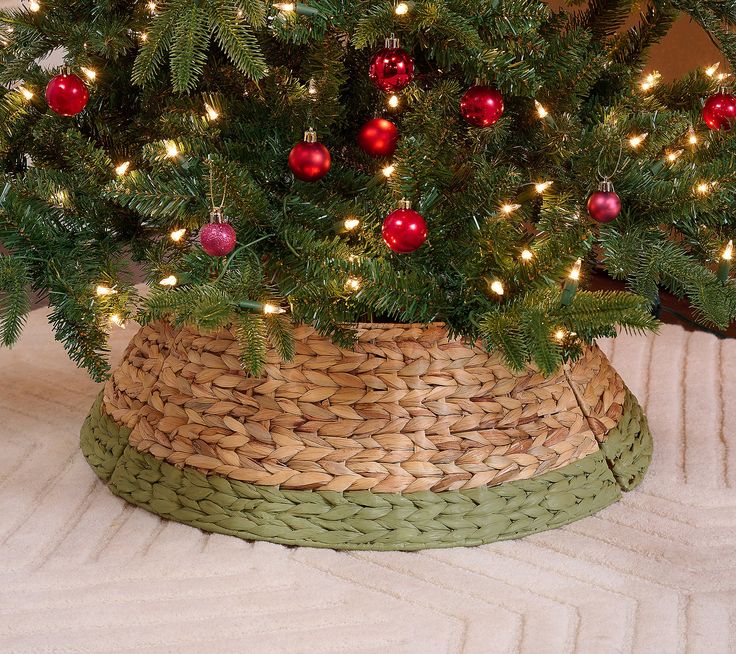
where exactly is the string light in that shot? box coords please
[640,71,660,91]
[170,228,186,242]
[159,275,177,287]
[534,100,548,119]
[561,258,582,305]
[395,2,410,15]
[95,285,116,297]
[28,0,41,12]
[695,182,713,195]
[263,303,287,314]
[718,240,733,283]
[554,329,567,341]
[115,161,130,176]
[80,67,96,80]
[345,276,361,291]
[382,164,395,178]
[521,249,533,262]
[628,133,648,148]
[274,2,295,11]
[534,181,552,194]
[204,102,219,120]
[51,189,69,207]
[387,94,400,109]
[501,203,521,214]
[490,280,504,296]
[165,141,178,158]
[666,149,683,163]
[688,131,698,146]
[139,32,148,42]
[146,1,157,13]
[109,314,125,329]
[18,86,33,100]
[705,63,720,77]
[307,78,318,95]
[344,217,360,230]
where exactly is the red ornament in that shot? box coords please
[382,200,427,253]
[587,179,621,223]
[357,118,399,158]
[460,86,504,127]
[369,35,415,93]
[200,210,236,256]
[45,73,89,116]
[703,92,736,130]
[288,129,331,182]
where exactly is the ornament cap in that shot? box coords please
[398,198,412,210]
[385,33,400,49]
[598,178,615,193]
[210,207,225,224]
[303,128,318,143]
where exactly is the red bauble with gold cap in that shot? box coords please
[382,200,427,253]
[587,179,621,223]
[703,92,736,130]
[45,72,89,116]
[460,85,504,127]
[200,209,237,257]
[288,129,331,182]
[369,35,415,93]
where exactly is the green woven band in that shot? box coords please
[80,392,651,551]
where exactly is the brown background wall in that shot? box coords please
[545,1,723,80]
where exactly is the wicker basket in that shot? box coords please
[80,321,652,550]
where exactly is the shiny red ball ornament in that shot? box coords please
[45,73,89,116]
[587,179,621,223]
[357,118,399,158]
[369,35,415,93]
[702,92,736,130]
[460,85,504,127]
[200,210,236,256]
[288,129,331,182]
[382,200,427,253]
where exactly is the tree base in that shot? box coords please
[81,391,651,551]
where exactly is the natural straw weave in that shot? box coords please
[102,322,629,493]
[83,320,652,550]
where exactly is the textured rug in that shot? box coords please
[1,309,735,654]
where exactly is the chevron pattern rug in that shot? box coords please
[1,308,735,653]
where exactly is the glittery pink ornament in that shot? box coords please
[200,210,236,256]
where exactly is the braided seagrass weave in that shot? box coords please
[82,320,652,550]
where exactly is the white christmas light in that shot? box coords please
[80,67,96,80]
[109,314,125,329]
[490,280,504,296]
[169,228,186,242]
[345,276,361,291]
[96,285,116,297]
[263,303,286,314]
[274,2,295,11]
[387,94,400,109]
[344,217,360,231]
[204,103,219,120]
[554,329,566,341]
[705,63,720,77]
[521,249,533,261]
[382,165,395,178]
[569,258,582,281]
[723,240,733,261]
[640,72,660,91]
[28,0,41,12]
[534,181,552,194]
[18,86,33,100]
[165,141,178,158]
[501,203,521,214]
[534,100,548,119]
[395,2,410,15]
[159,275,177,287]
[628,133,648,148]
[115,161,130,176]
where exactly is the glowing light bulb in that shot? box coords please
[80,67,96,81]
[723,240,733,261]
[29,0,40,12]
[344,217,360,231]
[204,102,219,120]
[147,1,157,12]
[666,149,683,163]
[535,181,552,194]
[705,63,720,77]
[554,329,566,341]
[640,71,660,91]
[165,141,178,158]
[382,164,395,178]
[263,303,286,315]
[18,86,33,100]
[308,78,318,95]
[501,203,521,214]
[96,285,116,297]
[521,249,533,261]
[534,100,548,119]
[170,228,186,242]
[689,131,698,145]
[159,275,177,287]
[696,182,712,195]
[109,314,125,329]
[139,32,148,42]
[569,258,582,281]
[274,2,295,11]
[387,94,400,108]
[628,133,648,148]
[395,2,409,15]
[490,280,504,296]
[345,276,361,291]
[115,161,130,176]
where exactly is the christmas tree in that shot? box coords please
[1,0,735,382]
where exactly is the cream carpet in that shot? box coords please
[1,308,736,654]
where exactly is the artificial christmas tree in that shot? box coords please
[0,0,734,549]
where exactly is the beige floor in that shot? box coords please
[1,308,735,653]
